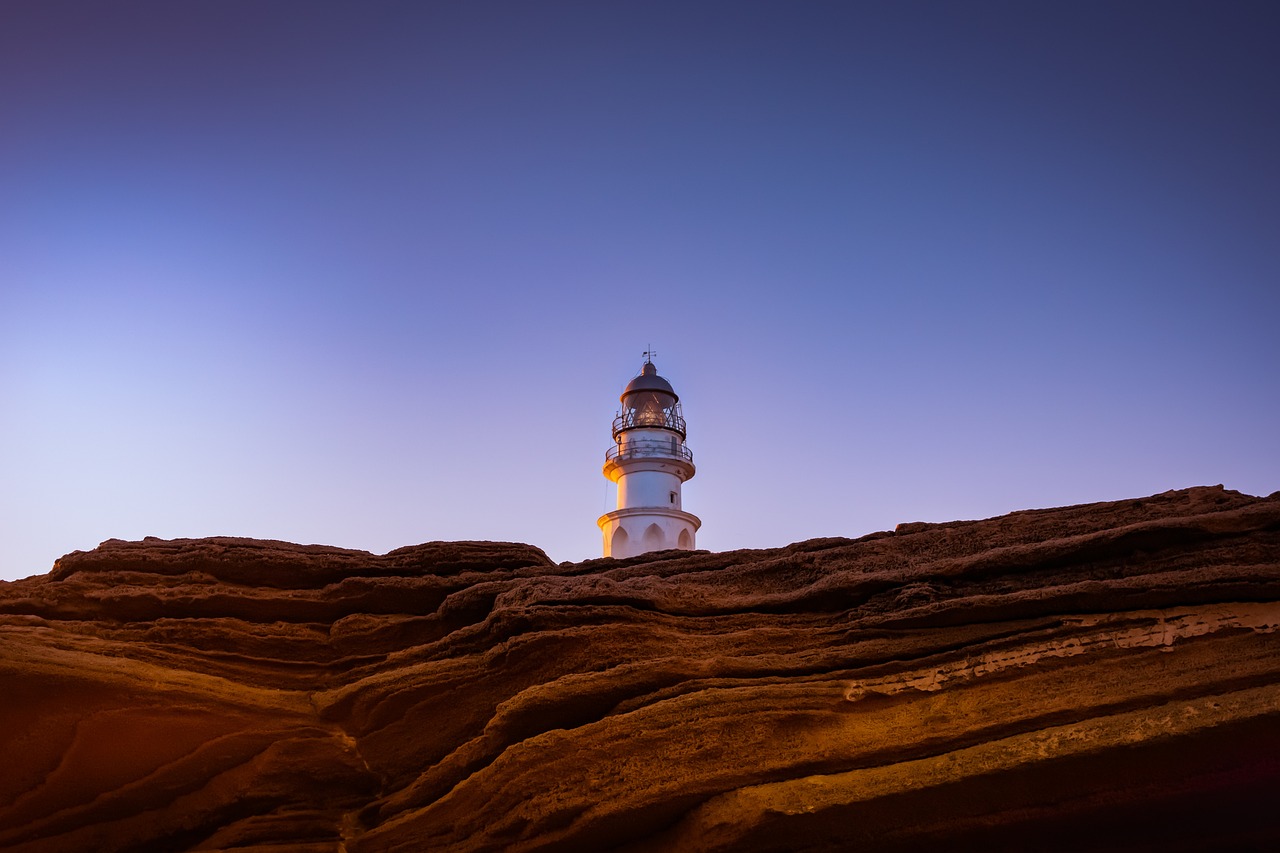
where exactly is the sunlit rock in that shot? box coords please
[2,486,1278,851]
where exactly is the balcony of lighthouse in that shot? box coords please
[605,437,694,465]
[602,432,696,484]
[612,398,686,439]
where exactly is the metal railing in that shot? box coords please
[605,439,694,464]
[612,408,687,438]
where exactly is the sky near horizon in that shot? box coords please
[2,1,1277,580]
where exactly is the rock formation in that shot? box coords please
[1,485,1278,851]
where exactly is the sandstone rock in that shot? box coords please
[1,486,1278,851]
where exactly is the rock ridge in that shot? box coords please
[1,485,1277,851]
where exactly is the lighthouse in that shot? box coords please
[598,355,701,558]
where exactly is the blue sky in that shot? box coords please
[2,1,1277,579]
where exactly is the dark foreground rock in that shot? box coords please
[2,486,1278,851]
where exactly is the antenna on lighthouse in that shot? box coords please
[643,347,657,365]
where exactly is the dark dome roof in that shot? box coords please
[621,361,678,402]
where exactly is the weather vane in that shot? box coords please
[643,346,657,364]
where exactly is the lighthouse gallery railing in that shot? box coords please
[612,408,687,438]
[605,440,694,464]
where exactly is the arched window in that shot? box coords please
[677,529,693,550]
[611,527,630,559]
[642,523,665,551]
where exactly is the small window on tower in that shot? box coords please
[670,492,677,504]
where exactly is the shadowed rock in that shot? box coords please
[2,486,1278,851]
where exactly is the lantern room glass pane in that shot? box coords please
[626,391,675,427]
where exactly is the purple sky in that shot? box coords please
[2,1,1277,580]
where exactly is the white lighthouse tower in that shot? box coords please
[598,355,701,558]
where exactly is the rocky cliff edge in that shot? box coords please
[2,486,1279,851]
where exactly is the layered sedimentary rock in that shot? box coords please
[1,485,1278,851]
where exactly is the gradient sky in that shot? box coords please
[2,1,1277,580]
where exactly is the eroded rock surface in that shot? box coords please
[2,486,1278,851]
